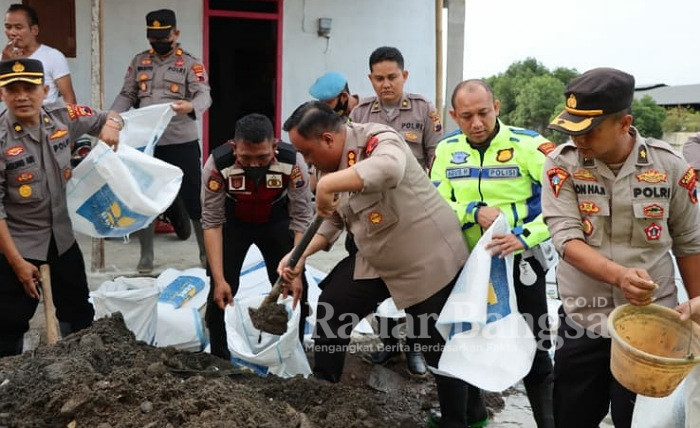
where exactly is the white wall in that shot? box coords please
[282,0,437,124]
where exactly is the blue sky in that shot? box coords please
[463,0,700,86]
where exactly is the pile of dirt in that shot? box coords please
[0,315,505,427]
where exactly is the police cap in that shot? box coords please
[549,67,635,136]
[146,9,176,39]
[0,58,44,87]
[309,71,348,101]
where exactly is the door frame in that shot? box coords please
[202,0,284,158]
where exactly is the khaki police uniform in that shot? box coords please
[349,93,442,169]
[110,45,211,220]
[543,129,700,334]
[684,133,700,172]
[0,101,109,346]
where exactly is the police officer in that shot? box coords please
[683,132,700,177]
[280,101,473,427]
[430,79,555,428]
[350,46,442,170]
[543,67,700,428]
[0,58,121,357]
[309,71,360,119]
[201,113,313,360]
[351,46,442,377]
[110,8,211,274]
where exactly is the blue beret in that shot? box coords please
[309,71,347,101]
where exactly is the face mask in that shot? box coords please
[333,94,349,117]
[242,166,268,183]
[149,41,173,56]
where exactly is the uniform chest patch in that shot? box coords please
[496,148,513,163]
[636,169,667,183]
[5,145,24,157]
[49,129,69,140]
[546,167,569,197]
[403,131,419,142]
[266,174,283,189]
[17,172,33,182]
[18,184,32,198]
[643,203,664,218]
[581,217,594,236]
[175,57,185,67]
[450,151,469,164]
[229,175,245,191]
[63,167,72,180]
[368,211,383,224]
[573,169,597,182]
[644,223,662,240]
[578,201,599,215]
[169,83,180,93]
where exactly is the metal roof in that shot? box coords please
[634,84,700,106]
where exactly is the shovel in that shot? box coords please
[248,214,325,335]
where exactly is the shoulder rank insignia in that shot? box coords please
[637,145,649,164]
[678,167,698,203]
[537,142,556,156]
[636,169,667,183]
[365,136,379,156]
[347,150,356,167]
[546,167,569,197]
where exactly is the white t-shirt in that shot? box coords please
[29,44,70,104]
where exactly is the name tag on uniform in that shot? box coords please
[266,174,283,188]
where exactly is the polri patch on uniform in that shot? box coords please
[636,169,667,183]
[16,172,33,182]
[18,184,32,198]
[169,83,179,93]
[537,142,556,156]
[643,203,665,218]
[581,217,594,236]
[192,64,206,82]
[578,201,599,215]
[5,145,24,157]
[290,165,304,188]
[207,176,223,192]
[266,174,283,189]
[678,167,698,203]
[49,129,69,140]
[403,131,419,142]
[63,167,72,180]
[496,148,514,163]
[347,150,356,167]
[450,151,469,164]
[637,146,649,164]
[573,169,597,182]
[644,223,662,240]
[365,136,379,156]
[546,167,569,197]
[66,104,94,121]
[368,211,383,224]
[229,175,245,191]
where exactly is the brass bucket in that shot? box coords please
[608,303,700,397]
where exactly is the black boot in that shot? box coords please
[313,340,347,383]
[205,300,230,361]
[405,350,427,377]
[363,335,400,365]
[466,384,489,427]
[137,222,156,274]
[431,375,469,428]
[0,338,23,357]
[524,376,555,428]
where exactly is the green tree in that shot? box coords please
[485,58,578,142]
[662,106,700,133]
[631,96,666,138]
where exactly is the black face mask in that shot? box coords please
[150,41,173,56]
[333,94,349,117]
[242,166,268,183]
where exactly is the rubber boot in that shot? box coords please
[137,222,156,274]
[312,340,347,383]
[59,321,73,338]
[0,338,23,357]
[524,376,555,428]
[466,384,489,427]
[192,219,207,268]
[431,374,469,428]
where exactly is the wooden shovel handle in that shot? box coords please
[40,264,59,345]
[261,214,325,306]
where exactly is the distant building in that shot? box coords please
[635,83,700,109]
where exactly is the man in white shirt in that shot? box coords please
[2,3,76,104]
